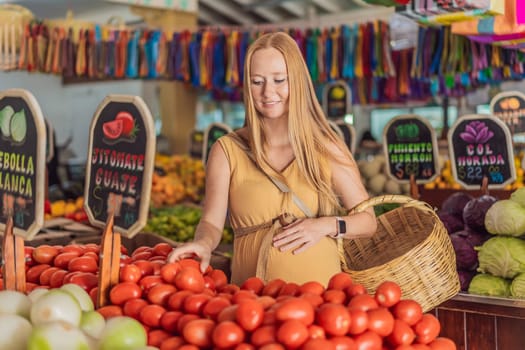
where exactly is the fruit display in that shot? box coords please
[0,237,456,349]
[144,204,234,244]
[357,155,412,196]
[46,196,88,222]
[151,155,206,208]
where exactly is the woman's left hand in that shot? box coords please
[272,217,331,254]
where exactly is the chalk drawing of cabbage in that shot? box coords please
[459,121,494,144]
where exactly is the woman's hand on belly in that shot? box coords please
[272,216,333,254]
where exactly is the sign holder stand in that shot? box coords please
[1,216,26,292]
[96,212,121,308]
[409,174,420,200]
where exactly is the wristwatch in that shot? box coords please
[331,217,347,239]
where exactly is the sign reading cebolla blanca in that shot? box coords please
[84,95,155,237]
[202,122,232,164]
[383,115,439,184]
[448,114,515,189]
[490,91,525,135]
[0,89,46,239]
[322,80,352,119]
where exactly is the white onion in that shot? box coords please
[0,313,33,350]
[27,288,49,303]
[61,283,95,312]
[98,316,147,350]
[80,310,106,339]
[27,320,89,350]
[0,290,32,318]
[30,289,82,327]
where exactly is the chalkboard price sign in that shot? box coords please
[448,114,515,190]
[383,115,439,184]
[84,95,156,238]
[322,81,352,119]
[0,89,46,239]
[490,91,525,135]
[202,123,232,164]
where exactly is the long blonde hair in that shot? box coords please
[243,31,356,215]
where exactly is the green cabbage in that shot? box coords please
[510,273,525,298]
[484,200,525,236]
[468,273,510,297]
[510,187,525,207]
[476,236,525,279]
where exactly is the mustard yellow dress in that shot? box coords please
[217,134,342,287]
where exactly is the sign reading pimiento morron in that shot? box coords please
[84,95,156,237]
[448,114,515,189]
[490,91,525,135]
[0,89,46,239]
[383,115,439,184]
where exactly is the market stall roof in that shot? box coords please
[4,0,389,27]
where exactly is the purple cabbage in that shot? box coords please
[438,211,464,234]
[458,270,477,291]
[462,195,498,234]
[450,231,480,271]
[441,192,475,219]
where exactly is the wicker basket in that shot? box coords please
[338,195,460,312]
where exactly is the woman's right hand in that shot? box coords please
[167,239,213,273]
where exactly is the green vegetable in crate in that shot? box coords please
[476,236,525,279]
[484,200,525,236]
[468,273,511,297]
[510,272,525,298]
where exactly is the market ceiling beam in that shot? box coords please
[198,0,262,25]
[197,5,231,25]
[310,0,341,13]
[230,0,287,23]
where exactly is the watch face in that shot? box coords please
[337,218,347,234]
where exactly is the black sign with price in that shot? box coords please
[448,114,515,190]
[383,115,439,184]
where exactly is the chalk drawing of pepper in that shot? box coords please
[459,121,494,144]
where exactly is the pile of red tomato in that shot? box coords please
[1,241,456,350]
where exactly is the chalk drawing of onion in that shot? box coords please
[459,121,494,144]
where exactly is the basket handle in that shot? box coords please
[349,194,435,215]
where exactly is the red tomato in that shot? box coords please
[24,246,35,266]
[26,264,51,284]
[322,289,347,304]
[327,272,353,291]
[123,298,149,319]
[39,267,60,286]
[236,299,264,331]
[278,283,300,297]
[299,293,324,308]
[217,304,239,323]
[179,258,201,270]
[147,283,177,306]
[367,307,395,337]
[83,243,100,254]
[259,344,285,350]
[133,251,153,261]
[263,309,277,326]
[219,283,241,295]
[276,319,309,349]
[234,343,256,350]
[212,320,245,348]
[262,279,286,297]
[177,314,200,334]
[206,269,228,290]
[316,303,351,336]
[139,275,163,292]
[183,293,212,315]
[202,296,232,320]
[110,282,143,305]
[49,269,68,288]
[387,319,416,346]
[32,245,60,264]
[167,290,193,311]
[133,260,155,277]
[120,264,142,283]
[97,305,123,319]
[307,325,326,340]
[140,304,167,328]
[392,299,423,326]
[67,272,98,292]
[414,314,441,345]
[159,336,185,350]
[61,244,85,256]
[250,324,277,347]
[53,252,81,269]
[26,283,45,293]
[177,344,199,350]
[240,276,265,295]
[160,311,184,333]
[174,267,205,293]
[83,251,99,262]
[275,297,315,326]
[153,243,173,257]
[428,337,457,350]
[301,338,336,350]
[68,256,98,273]
[374,281,402,307]
[232,290,258,304]
[89,287,98,306]
[354,330,382,350]
[182,318,215,348]
[148,329,171,348]
[330,336,357,350]
[132,246,151,256]
[298,281,325,296]
[160,262,180,284]
[347,294,379,312]
[345,283,367,298]
[348,308,368,335]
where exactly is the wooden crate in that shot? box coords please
[432,293,525,350]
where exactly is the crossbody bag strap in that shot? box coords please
[228,133,314,218]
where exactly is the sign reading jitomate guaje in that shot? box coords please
[0,89,46,239]
[383,115,439,184]
[448,114,515,189]
[84,95,156,237]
